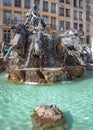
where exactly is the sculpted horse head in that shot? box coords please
[33,30,44,56]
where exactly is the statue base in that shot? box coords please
[7,66,85,84]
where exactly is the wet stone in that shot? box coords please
[31,105,68,130]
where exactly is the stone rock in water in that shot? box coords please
[31,105,68,130]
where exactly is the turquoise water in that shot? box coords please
[0,71,93,130]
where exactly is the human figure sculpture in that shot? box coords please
[24,4,36,26]
[24,4,46,33]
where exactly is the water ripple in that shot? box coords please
[0,71,93,130]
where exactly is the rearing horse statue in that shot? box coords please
[4,23,29,61]
[25,29,45,68]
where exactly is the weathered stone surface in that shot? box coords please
[42,68,69,83]
[7,66,85,83]
[31,105,68,130]
[25,69,47,83]
[8,69,25,83]
[67,66,85,80]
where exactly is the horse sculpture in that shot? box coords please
[25,30,46,68]
[25,29,66,68]
[4,23,29,61]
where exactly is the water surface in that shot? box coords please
[0,71,93,130]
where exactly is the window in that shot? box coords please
[59,7,64,16]
[79,0,83,8]
[74,10,78,20]
[4,11,11,24]
[74,23,78,30]
[66,21,70,29]
[3,0,11,6]
[24,0,30,8]
[14,12,21,24]
[86,24,90,32]
[43,1,48,12]
[42,16,48,24]
[66,0,70,4]
[79,12,83,20]
[66,9,70,17]
[59,21,64,31]
[60,0,64,3]
[3,29,10,42]
[86,35,90,44]
[51,17,56,29]
[86,0,90,8]
[15,0,21,7]
[79,24,83,31]
[34,0,40,11]
[51,3,56,13]
[73,0,78,7]
[86,13,90,20]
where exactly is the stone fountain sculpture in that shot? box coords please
[4,4,85,83]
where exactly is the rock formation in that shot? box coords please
[31,105,68,130]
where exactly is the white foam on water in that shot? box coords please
[61,81,72,84]
[25,82,39,85]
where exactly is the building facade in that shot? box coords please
[0,0,92,46]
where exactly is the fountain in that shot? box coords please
[3,4,85,83]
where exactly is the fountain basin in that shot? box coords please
[7,66,85,83]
